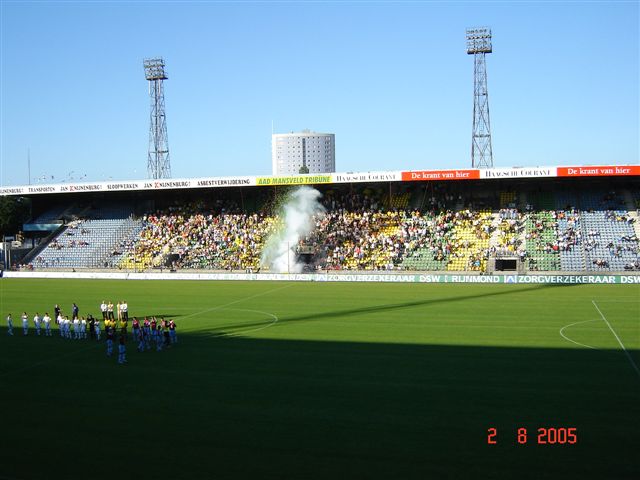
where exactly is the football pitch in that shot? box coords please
[0,278,638,479]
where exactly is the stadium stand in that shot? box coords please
[582,210,638,271]
[446,210,492,271]
[17,181,640,273]
[557,210,585,271]
[524,212,560,271]
[30,203,142,269]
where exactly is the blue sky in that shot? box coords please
[1,0,638,185]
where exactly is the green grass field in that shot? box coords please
[0,279,639,479]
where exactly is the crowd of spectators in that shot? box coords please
[605,211,635,224]
[556,210,582,252]
[111,192,640,273]
[19,187,640,273]
[117,199,276,271]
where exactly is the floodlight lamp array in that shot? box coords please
[143,58,168,80]
[466,27,492,54]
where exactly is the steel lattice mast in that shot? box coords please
[466,28,493,169]
[143,58,171,179]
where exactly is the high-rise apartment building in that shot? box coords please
[271,130,335,176]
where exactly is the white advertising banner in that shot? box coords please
[2,165,638,197]
[332,171,401,183]
[0,176,256,196]
[479,167,556,179]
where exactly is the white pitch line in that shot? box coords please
[592,300,640,381]
[202,308,279,338]
[559,319,600,350]
[179,283,293,326]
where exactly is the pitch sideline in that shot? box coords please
[592,300,640,381]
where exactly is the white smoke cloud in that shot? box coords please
[261,187,325,273]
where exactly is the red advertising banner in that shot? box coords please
[557,165,640,177]
[401,169,480,181]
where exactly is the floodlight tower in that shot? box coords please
[466,27,493,169]
[144,58,171,179]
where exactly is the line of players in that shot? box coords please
[105,317,177,365]
[5,303,178,366]
[6,311,103,340]
[6,312,55,337]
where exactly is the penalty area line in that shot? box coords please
[592,300,640,382]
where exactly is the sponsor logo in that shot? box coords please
[401,170,480,181]
[481,168,554,179]
[334,172,400,183]
[196,178,252,187]
[107,183,140,190]
[257,175,332,186]
[621,276,640,284]
[0,187,25,195]
[153,180,192,189]
[27,186,56,193]
[557,166,640,177]
[69,184,102,192]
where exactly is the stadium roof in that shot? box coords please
[1,164,638,197]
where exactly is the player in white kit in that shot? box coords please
[64,317,72,339]
[94,318,101,341]
[58,314,65,337]
[6,314,13,336]
[73,317,80,339]
[80,317,87,339]
[120,301,128,322]
[43,313,52,336]
[21,312,29,335]
[33,313,41,336]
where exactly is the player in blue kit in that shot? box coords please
[106,328,114,357]
[118,336,127,364]
[155,324,164,352]
[142,318,151,350]
[169,319,177,344]
[6,314,13,336]
[136,327,145,353]
[131,318,140,343]
[150,317,158,343]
